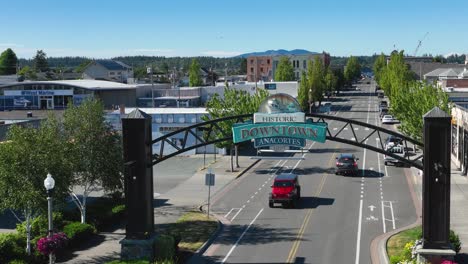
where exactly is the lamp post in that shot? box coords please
[308,88,313,114]
[44,173,55,264]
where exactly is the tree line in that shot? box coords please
[275,55,361,111]
[373,51,450,141]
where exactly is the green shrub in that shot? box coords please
[389,255,403,264]
[450,229,462,253]
[112,204,126,215]
[8,260,27,264]
[63,222,96,247]
[16,212,64,238]
[154,235,176,261]
[0,233,25,263]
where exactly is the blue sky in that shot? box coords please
[1,0,467,59]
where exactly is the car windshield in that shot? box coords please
[273,181,294,187]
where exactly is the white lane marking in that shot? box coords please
[333,127,338,130]
[355,199,363,264]
[222,208,264,263]
[224,208,236,218]
[247,200,250,203]
[369,205,376,212]
[250,195,254,199]
[231,208,243,221]
[354,128,359,130]
[381,200,386,232]
[351,137,356,141]
[344,127,349,130]
[365,128,369,131]
[389,201,396,230]
[255,192,258,195]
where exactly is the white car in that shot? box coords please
[384,144,406,166]
[382,115,398,124]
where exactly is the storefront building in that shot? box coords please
[106,107,220,156]
[451,104,468,175]
[0,80,138,110]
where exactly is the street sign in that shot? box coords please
[265,83,277,90]
[205,173,215,186]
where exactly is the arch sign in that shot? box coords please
[232,94,327,150]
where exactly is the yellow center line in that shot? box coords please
[286,143,339,263]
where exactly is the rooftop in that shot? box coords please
[111,107,208,115]
[0,80,138,90]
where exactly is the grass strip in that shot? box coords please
[386,226,422,258]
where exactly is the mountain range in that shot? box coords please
[235,49,318,58]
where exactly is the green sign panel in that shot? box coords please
[254,137,305,148]
[232,122,327,144]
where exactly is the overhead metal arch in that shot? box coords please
[151,113,424,169]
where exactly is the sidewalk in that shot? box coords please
[61,154,259,263]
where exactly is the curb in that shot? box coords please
[235,158,261,179]
[192,208,224,256]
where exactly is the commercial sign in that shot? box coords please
[231,93,328,149]
[264,83,277,90]
[5,90,74,96]
[254,137,305,148]
[254,112,305,123]
[232,122,327,143]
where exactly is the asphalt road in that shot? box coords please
[199,80,417,263]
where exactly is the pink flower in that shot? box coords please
[36,232,69,255]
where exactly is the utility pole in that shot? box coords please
[148,66,154,107]
[225,63,228,86]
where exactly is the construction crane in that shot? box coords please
[413,32,429,56]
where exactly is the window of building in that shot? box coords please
[251,67,254,73]
[109,72,115,76]
[260,67,263,73]
[250,60,254,64]
[293,61,296,68]
[303,60,306,68]
[267,59,270,64]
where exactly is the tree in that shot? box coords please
[275,56,295,81]
[297,71,309,111]
[332,68,345,94]
[0,48,18,75]
[33,50,49,72]
[201,87,269,171]
[239,58,247,74]
[324,67,337,98]
[308,56,326,109]
[344,56,361,83]
[0,117,72,255]
[189,59,203,87]
[18,65,37,80]
[63,98,123,224]
[373,53,386,84]
[75,59,91,73]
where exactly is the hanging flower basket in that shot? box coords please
[36,232,69,255]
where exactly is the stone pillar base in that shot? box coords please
[120,235,157,261]
[415,248,456,263]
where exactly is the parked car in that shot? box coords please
[269,173,301,208]
[335,153,359,176]
[380,107,389,118]
[382,115,398,124]
[378,92,384,98]
[384,144,406,166]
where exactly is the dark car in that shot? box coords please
[380,107,389,118]
[269,173,301,208]
[335,154,359,176]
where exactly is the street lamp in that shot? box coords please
[44,173,55,264]
[308,88,313,114]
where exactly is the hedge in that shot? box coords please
[63,222,97,247]
[0,233,25,263]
